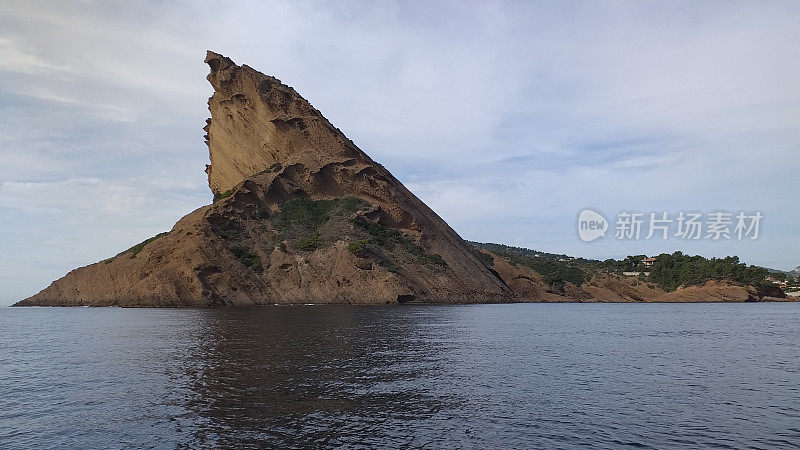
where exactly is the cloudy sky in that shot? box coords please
[1,1,798,305]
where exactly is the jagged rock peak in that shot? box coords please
[204,51,365,196]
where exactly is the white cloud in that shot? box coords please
[0,36,76,76]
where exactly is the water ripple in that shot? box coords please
[1,303,799,448]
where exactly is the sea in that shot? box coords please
[1,303,799,449]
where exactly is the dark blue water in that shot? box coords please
[1,303,799,449]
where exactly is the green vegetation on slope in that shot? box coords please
[273,196,369,233]
[469,242,585,289]
[213,189,233,203]
[212,196,370,257]
[230,244,262,272]
[470,242,588,263]
[648,252,768,292]
[594,255,650,273]
[506,253,585,290]
[299,232,320,251]
[270,196,446,268]
[348,239,372,254]
[108,232,169,261]
[354,220,447,269]
[210,195,447,272]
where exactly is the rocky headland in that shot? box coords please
[15,52,788,306]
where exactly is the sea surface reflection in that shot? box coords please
[1,303,799,448]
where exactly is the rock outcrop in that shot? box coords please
[15,52,791,306]
[17,51,512,306]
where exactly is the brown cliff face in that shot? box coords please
[17,51,512,306]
